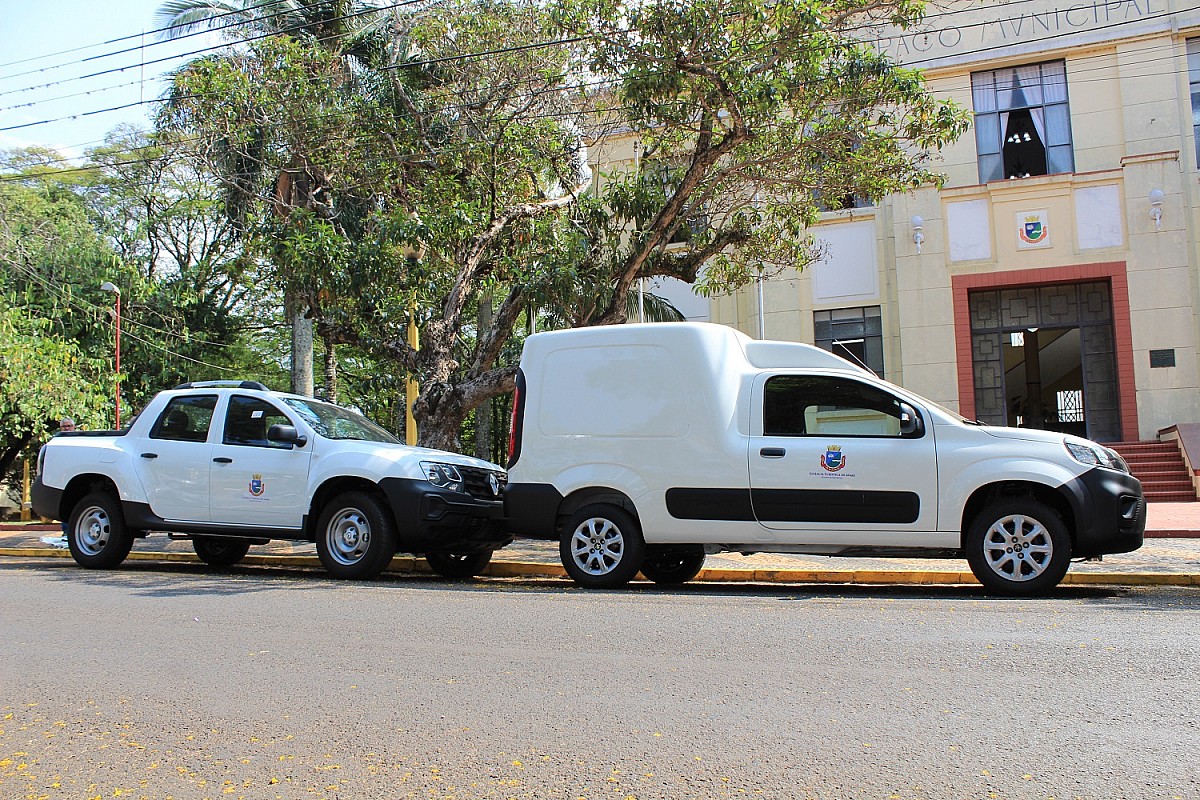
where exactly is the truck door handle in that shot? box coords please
[140,453,158,459]
[213,457,233,464]
[760,447,786,458]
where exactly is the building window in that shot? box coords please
[971,61,1073,183]
[814,306,884,376]
[1187,39,1200,167]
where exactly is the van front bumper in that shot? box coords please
[1062,467,1146,557]
[379,478,511,554]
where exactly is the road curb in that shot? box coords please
[2,547,1197,587]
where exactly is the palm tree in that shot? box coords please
[155,0,398,397]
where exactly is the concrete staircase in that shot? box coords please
[1109,441,1197,502]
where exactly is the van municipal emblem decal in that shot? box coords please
[249,474,266,497]
[820,446,846,472]
[1016,210,1050,248]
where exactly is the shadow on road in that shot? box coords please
[4,557,1197,607]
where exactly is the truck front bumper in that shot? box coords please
[1063,467,1146,558]
[379,478,510,554]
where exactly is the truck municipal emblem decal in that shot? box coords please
[820,446,846,472]
[249,474,266,496]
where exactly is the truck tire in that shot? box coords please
[315,491,397,579]
[67,491,134,569]
[425,550,493,580]
[193,536,251,567]
[560,503,646,589]
[640,549,706,585]
[965,498,1071,596]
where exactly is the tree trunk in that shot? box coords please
[323,335,338,404]
[288,290,314,397]
[474,295,494,461]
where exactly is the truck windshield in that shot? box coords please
[282,398,401,443]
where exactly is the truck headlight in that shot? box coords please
[1065,441,1129,473]
[421,462,464,492]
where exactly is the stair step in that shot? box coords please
[1145,491,1199,502]
[1113,445,1180,453]
[1137,479,1195,491]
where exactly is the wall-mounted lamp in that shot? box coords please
[911,215,925,254]
[1148,189,1164,231]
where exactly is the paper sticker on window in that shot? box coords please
[252,410,264,419]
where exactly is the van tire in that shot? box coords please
[640,550,706,585]
[425,550,493,580]
[315,491,397,579]
[560,504,645,589]
[965,499,1071,595]
[67,491,134,569]
[193,536,251,567]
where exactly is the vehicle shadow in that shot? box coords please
[6,558,1196,608]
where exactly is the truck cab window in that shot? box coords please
[764,375,906,437]
[223,395,293,448]
[150,395,217,442]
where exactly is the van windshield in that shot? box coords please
[282,398,401,443]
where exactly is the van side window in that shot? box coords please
[224,395,293,448]
[150,395,218,442]
[764,376,906,437]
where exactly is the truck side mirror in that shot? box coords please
[267,424,308,448]
[898,403,923,438]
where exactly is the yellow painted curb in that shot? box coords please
[0,548,1196,587]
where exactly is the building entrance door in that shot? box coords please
[1002,327,1086,437]
[969,281,1120,442]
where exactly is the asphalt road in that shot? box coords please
[2,559,1197,800]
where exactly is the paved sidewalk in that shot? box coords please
[4,502,1199,587]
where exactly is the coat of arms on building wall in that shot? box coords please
[1016,210,1051,249]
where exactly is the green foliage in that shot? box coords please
[148,0,967,450]
[0,307,109,477]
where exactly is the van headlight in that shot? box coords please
[1065,441,1129,473]
[421,462,464,492]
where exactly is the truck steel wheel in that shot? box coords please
[640,550,706,585]
[560,504,645,589]
[966,499,1071,596]
[315,491,397,579]
[67,491,134,569]
[193,536,251,567]
[425,550,493,580]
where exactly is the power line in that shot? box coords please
[0,0,295,79]
[4,3,1200,183]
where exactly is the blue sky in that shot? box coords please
[0,0,218,158]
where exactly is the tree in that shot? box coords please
[157,0,966,453]
[82,127,282,398]
[322,0,967,449]
[156,0,401,396]
[0,308,109,477]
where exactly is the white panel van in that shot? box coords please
[504,322,1146,595]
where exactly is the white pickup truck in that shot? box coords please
[32,381,509,580]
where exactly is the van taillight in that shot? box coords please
[507,383,521,465]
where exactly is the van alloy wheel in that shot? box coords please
[966,498,1071,596]
[560,503,645,589]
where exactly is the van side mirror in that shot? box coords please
[267,424,307,448]
[898,403,923,438]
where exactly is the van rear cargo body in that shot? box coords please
[505,323,1145,595]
